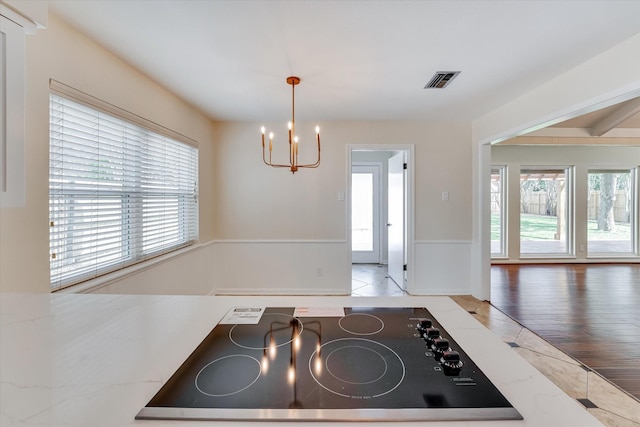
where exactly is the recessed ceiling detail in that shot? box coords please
[424,71,461,89]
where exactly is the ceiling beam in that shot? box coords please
[590,97,640,136]
[527,127,640,138]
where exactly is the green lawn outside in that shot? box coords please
[587,219,631,240]
[491,213,631,241]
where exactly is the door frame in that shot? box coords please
[347,144,415,292]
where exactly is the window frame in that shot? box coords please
[586,167,638,257]
[490,166,507,258]
[49,81,199,290]
[519,166,574,258]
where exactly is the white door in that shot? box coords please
[351,164,381,263]
[387,153,405,287]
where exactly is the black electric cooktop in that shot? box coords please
[136,307,522,421]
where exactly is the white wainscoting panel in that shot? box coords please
[410,241,472,295]
[212,240,350,295]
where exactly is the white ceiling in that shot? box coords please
[49,0,640,124]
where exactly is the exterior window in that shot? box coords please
[587,169,636,255]
[351,163,382,264]
[352,171,374,251]
[491,166,506,257]
[520,167,571,256]
[49,93,198,290]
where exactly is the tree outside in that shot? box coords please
[598,173,617,231]
[491,168,634,257]
[587,171,632,253]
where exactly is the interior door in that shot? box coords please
[351,164,381,263]
[387,152,405,288]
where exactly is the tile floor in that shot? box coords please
[351,263,406,296]
[351,264,640,427]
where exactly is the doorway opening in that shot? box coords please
[348,145,413,295]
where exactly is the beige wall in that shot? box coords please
[213,121,472,241]
[211,121,474,295]
[0,14,216,293]
[0,12,475,295]
[9,10,636,297]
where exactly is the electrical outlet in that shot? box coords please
[315,267,323,277]
[579,245,585,252]
[441,191,449,201]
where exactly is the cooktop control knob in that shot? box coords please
[440,350,464,376]
[423,327,440,345]
[431,338,450,359]
[417,319,432,332]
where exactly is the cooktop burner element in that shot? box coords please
[136,307,522,422]
[338,312,384,335]
[311,337,405,399]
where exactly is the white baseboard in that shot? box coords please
[214,287,349,296]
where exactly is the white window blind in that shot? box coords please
[49,92,198,290]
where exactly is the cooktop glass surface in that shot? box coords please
[136,307,522,421]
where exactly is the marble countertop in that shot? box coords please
[0,293,603,426]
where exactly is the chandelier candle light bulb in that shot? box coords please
[261,76,321,174]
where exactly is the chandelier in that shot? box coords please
[261,76,320,174]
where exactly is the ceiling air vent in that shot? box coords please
[424,71,460,89]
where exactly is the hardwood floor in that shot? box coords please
[491,264,640,401]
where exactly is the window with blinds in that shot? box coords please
[49,91,198,290]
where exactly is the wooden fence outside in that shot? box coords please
[491,190,631,223]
